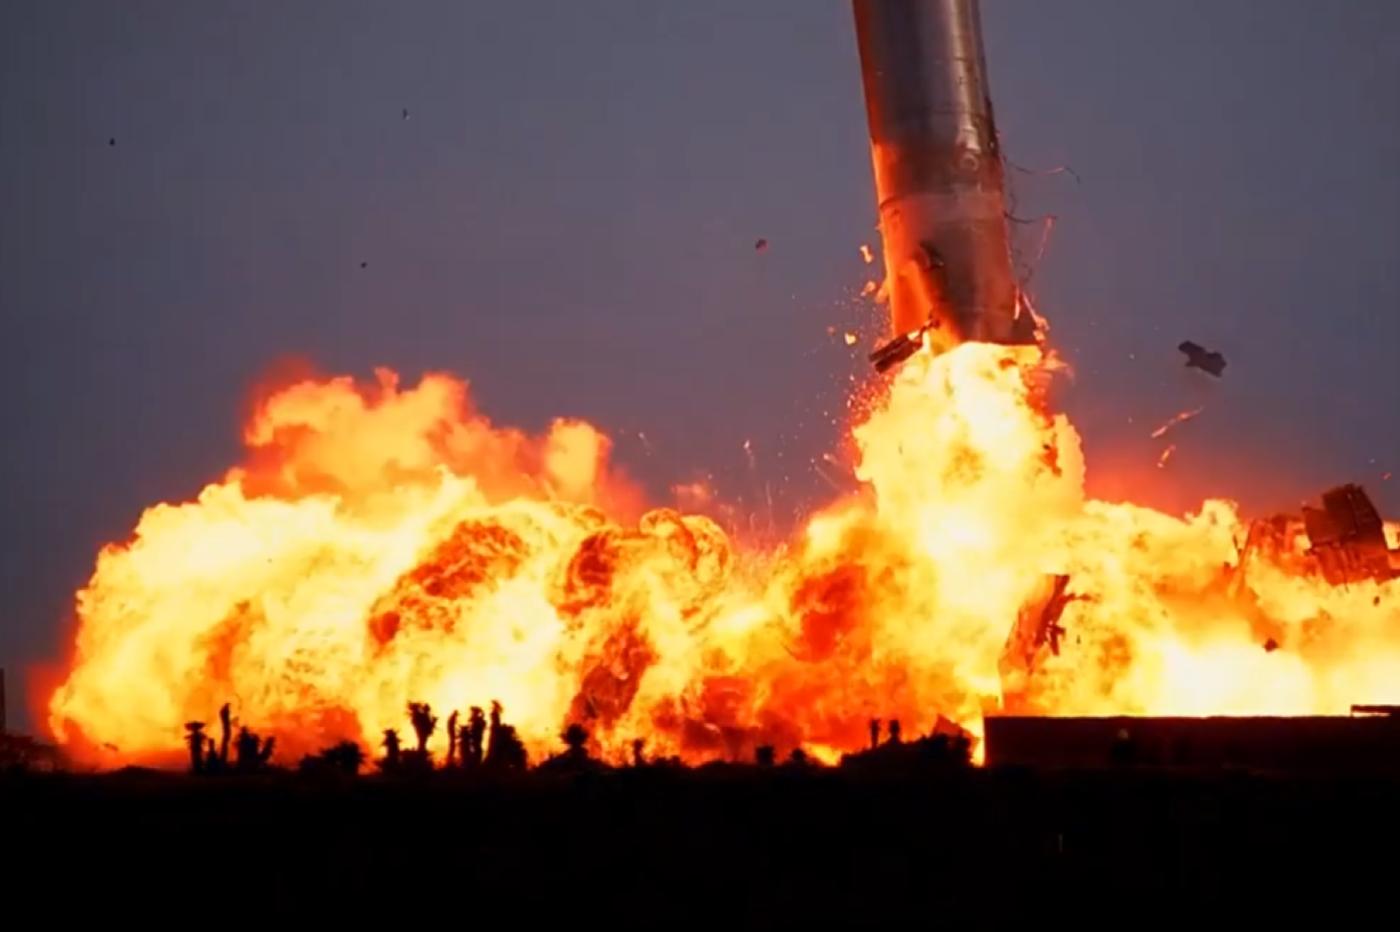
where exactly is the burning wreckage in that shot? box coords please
[852,2,1400,772]
[991,484,1400,771]
[1006,484,1400,707]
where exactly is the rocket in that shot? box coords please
[853,0,1037,369]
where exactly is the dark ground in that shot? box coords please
[7,764,1398,921]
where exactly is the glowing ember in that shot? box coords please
[1157,444,1177,468]
[47,345,1400,768]
[860,280,879,298]
[844,332,859,346]
[859,244,874,264]
[1150,406,1204,439]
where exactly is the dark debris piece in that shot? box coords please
[1178,340,1226,377]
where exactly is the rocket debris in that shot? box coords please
[999,574,1087,714]
[1157,444,1177,468]
[1237,484,1399,589]
[859,244,874,265]
[1150,406,1204,439]
[868,327,929,373]
[853,0,1037,357]
[1301,484,1400,586]
[754,238,768,252]
[1178,340,1226,377]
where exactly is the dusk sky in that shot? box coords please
[3,1,1398,729]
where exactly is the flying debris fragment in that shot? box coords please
[402,107,410,120]
[108,138,116,147]
[868,327,927,373]
[754,238,768,252]
[1157,444,1177,469]
[1178,341,1226,377]
[859,243,874,265]
[360,261,368,269]
[1150,406,1204,439]
[843,332,859,346]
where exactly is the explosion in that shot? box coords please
[47,345,1400,768]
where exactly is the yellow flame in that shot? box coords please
[48,345,1400,767]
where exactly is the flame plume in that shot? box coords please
[48,348,1400,766]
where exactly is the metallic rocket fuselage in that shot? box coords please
[853,0,1034,351]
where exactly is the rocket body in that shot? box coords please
[853,0,1035,349]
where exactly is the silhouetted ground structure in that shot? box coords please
[985,713,1400,771]
[841,717,972,772]
[0,732,65,772]
[27,700,1400,918]
[9,760,1400,920]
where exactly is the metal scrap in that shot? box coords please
[1178,340,1226,377]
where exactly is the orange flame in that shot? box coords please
[47,345,1400,767]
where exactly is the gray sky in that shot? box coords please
[3,1,1398,730]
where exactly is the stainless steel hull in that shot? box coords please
[853,0,1035,349]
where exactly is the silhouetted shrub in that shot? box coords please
[379,729,402,773]
[300,740,365,776]
[408,702,437,757]
[485,701,527,771]
[234,727,275,772]
[446,711,460,767]
[184,722,207,774]
[561,723,589,758]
